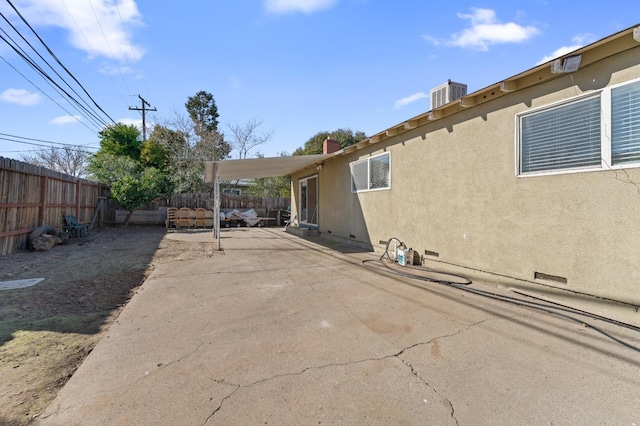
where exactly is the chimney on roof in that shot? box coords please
[323,138,340,154]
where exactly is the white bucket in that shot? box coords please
[397,248,413,266]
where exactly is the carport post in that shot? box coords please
[213,164,221,250]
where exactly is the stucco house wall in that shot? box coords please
[291,40,640,305]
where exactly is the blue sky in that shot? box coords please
[0,0,638,160]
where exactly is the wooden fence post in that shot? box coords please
[76,180,81,218]
[40,176,48,226]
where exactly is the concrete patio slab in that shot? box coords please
[37,228,640,425]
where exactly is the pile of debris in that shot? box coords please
[28,226,68,252]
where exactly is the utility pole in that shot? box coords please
[128,95,157,141]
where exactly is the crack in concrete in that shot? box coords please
[398,354,459,425]
[390,317,504,426]
[202,381,241,425]
[201,318,500,424]
[159,341,204,369]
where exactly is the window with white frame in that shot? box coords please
[516,79,640,176]
[350,152,391,192]
[611,80,640,164]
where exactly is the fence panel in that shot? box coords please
[107,193,291,225]
[0,157,104,255]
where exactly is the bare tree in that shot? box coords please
[227,118,274,159]
[158,110,231,193]
[20,146,89,178]
[165,109,197,149]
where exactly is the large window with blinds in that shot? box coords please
[611,80,640,165]
[517,79,640,176]
[350,152,391,192]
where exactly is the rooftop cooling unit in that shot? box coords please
[430,80,467,110]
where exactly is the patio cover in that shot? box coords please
[205,154,332,182]
[204,154,333,250]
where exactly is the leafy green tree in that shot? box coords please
[146,124,194,192]
[140,139,170,170]
[147,124,189,158]
[185,90,220,136]
[86,153,138,187]
[153,92,232,192]
[293,128,367,156]
[98,123,143,161]
[146,120,229,193]
[110,167,171,226]
[87,123,173,226]
[247,176,291,198]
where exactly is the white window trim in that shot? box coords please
[350,152,391,193]
[298,174,318,226]
[515,77,640,177]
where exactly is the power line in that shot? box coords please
[0,135,96,154]
[0,10,109,128]
[60,0,131,106]
[114,0,152,101]
[0,53,101,133]
[0,33,108,129]
[0,132,92,147]
[3,0,116,125]
[86,0,133,99]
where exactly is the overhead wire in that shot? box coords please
[0,135,96,154]
[0,132,94,148]
[87,0,135,99]
[0,34,107,130]
[0,53,100,133]
[0,10,109,129]
[60,0,131,107]
[113,0,152,101]
[4,0,116,125]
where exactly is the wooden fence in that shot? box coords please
[0,156,291,254]
[0,157,105,255]
[106,193,291,225]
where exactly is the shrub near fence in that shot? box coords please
[0,157,105,256]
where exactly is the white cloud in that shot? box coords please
[394,92,428,109]
[0,88,41,106]
[118,118,144,129]
[536,33,597,65]
[421,34,442,47]
[424,8,539,51]
[99,63,135,76]
[117,117,154,136]
[9,0,145,62]
[265,0,339,14]
[49,115,82,125]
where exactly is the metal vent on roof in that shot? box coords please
[430,80,468,109]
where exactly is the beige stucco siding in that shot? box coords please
[291,47,640,305]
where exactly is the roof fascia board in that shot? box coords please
[344,26,638,155]
[293,26,639,169]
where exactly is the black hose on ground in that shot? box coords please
[363,237,640,353]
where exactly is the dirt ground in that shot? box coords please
[0,225,219,425]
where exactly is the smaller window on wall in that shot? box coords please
[350,152,391,192]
